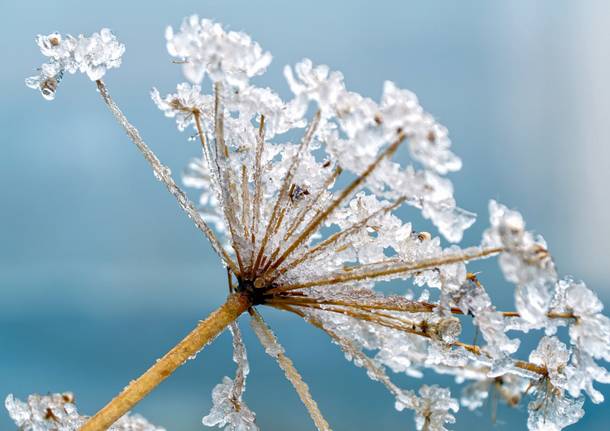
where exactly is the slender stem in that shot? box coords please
[276,301,547,376]
[80,292,251,431]
[213,81,246,274]
[241,164,251,242]
[249,308,332,431]
[249,115,266,276]
[271,247,503,293]
[95,80,239,275]
[269,295,575,320]
[279,304,416,407]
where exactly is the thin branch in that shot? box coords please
[249,114,266,275]
[278,303,415,406]
[80,292,251,431]
[213,81,246,274]
[249,308,332,431]
[268,294,576,320]
[228,323,248,409]
[95,80,239,274]
[276,301,547,377]
[271,246,503,293]
[240,164,251,242]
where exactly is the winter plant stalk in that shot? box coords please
[10,14,610,431]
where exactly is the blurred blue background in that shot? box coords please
[1,1,610,429]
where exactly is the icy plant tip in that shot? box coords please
[15,13,610,431]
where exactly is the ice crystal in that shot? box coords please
[203,324,258,431]
[527,384,584,431]
[5,393,163,431]
[26,29,124,99]
[19,13,610,431]
[165,15,271,88]
[410,385,459,431]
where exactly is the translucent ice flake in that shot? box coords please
[203,377,258,431]
[380,81,461,175]
[452,280,520,358]
[562,279,610,361]
[284,59,346,118]
[527,383,584,431]
[5,393,164,431]
[26,28,124,99]
[166,15,271,87]
[483,200,557,286]
[412,385,459,431]
[529,336,570,390]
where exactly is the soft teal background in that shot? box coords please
[1,1,610,430]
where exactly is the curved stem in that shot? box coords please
[80,292,251,431]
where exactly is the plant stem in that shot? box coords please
[95,79,239,275]
[80,292,251,431]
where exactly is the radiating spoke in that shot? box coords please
[95,80,239,274]
[249,308,332,431]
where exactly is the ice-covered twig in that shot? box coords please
[80,292,251,431]
[95,80,239,274]
[271,246,503,293]
[249,308,332,431]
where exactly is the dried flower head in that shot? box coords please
[16,14,610,431]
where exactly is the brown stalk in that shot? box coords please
[275,301,548,377]
[271,246,503,293]
[212,81,246,273]
[80,292,251,431]
[248,114,266,275]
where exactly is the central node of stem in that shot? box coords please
[237,277,267,305]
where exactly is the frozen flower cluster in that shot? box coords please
[26,28,124,100]
[17,14,610,431]
[165,15,271,88]
[5,393,163,431]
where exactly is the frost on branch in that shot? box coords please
[22,14,610,431]
[5,393,163,431]
[26,29,124,99]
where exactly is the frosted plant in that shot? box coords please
[15,14,610,431]
[5,393,164,431]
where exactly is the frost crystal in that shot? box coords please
[26,29,124,99]
[165,15,271,88]
[527,385,584,431]
[203,324,258,431]
[5,393,164,431]
[410,385,458,431]
[22,14,610,431]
